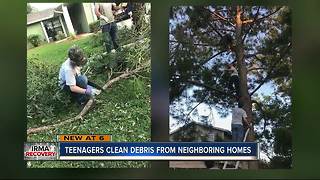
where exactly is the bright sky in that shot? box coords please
[29,3,62,11]
[169,6,278,133]
[170,82,275,133]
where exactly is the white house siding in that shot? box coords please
[62,5,75,35]
[83,3,97,25]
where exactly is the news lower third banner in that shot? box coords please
[25,141,259,161]
[59,142,259,160]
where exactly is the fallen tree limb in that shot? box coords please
[27,62,150,135]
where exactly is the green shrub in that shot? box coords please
[27,58,72,127]
[27,34,41,47]
[89,21,100,33]
[88,32,104,47]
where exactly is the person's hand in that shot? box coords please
[247,122,253,128]
[100,15,109,23]
[85,86,93,96]
[128,11,133,17]
[85,86,101,96]
[92,88,101,96]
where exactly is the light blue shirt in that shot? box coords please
[58,58,80,89]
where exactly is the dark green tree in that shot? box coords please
[169,6,292,169]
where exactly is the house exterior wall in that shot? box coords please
[83,3,96,25]
[27,22,46,42]
[170,123,230,142]
[78,4,90,33]
[60,16,70,36]
[62,5,75,35]
[68,3,90,34]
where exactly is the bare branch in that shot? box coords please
[242,19,254,24]
[169,40,213,47]
[248,67,266,72]
[210,28,235,33]
[210,10,235,27]
[203,8,235,31]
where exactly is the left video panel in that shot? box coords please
[26,2,151,168]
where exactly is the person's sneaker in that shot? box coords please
[111,49,116,53]
[102,52,108,56]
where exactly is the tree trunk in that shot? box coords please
[235,6,258,169]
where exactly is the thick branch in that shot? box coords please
[27,62,150,135]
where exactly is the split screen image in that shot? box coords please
[26,3,292,169]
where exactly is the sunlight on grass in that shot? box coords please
[27,36,103,65]
[26,24,151,167]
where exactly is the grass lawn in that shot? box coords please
[27,35,104,65]
[27,31,151,168]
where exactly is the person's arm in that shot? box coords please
[70,85,99,96]
[95,3,110,22]
[242,110,251,126]
[69,85,86,94]
[65,70,92,95]
[95,4,102,17]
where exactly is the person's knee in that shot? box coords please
[76,75,88,88]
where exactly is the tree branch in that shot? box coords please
[242,19,254,24]
[27,62,150,135]
[254,7,282,23]
[242,6,260,42]
[248,67,266,72]
[251,99,269,137]
[169,40,213,47]
[185,96,206,118]
[243,7,282,30]
[203,8,231,38]
[249,44,290,96]
[187,80,236,98]
[207,22,224,38]
[200,50,227,66]
[204,7,235,28]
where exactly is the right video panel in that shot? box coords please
[169,6,292,169]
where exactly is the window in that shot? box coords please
[43,16,64,41]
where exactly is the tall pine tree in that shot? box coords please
[169,6,292,169]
